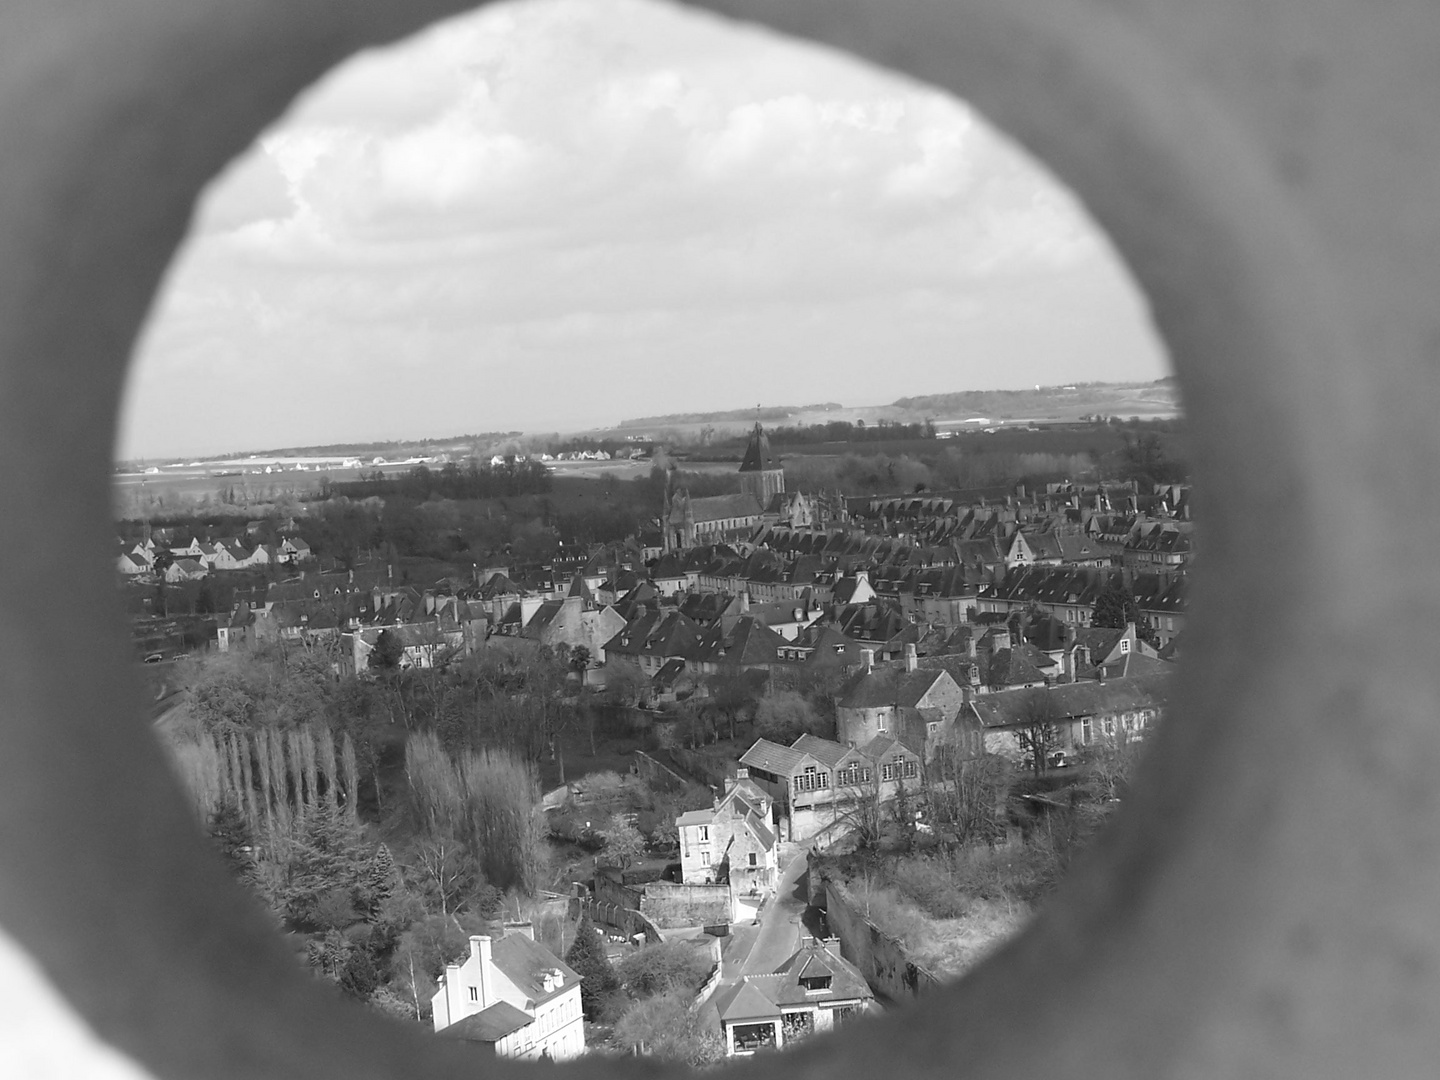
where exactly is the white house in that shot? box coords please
[432,929,584,1061]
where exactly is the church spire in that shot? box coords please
[739,421,776,473]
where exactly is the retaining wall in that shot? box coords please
[816,869,943,1002]
[639,882,732,928]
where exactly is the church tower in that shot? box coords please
[738,422,785,506]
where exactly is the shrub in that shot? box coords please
[615,940,714,999]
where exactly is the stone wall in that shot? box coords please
[816,868,943,1002]
[568,895,662,946]
[638,883,733,929]
[593,871,645,912]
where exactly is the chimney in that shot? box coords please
[904,642,918,672]
[741,591,750,613]
[735,767,749,781]
[966,631,977,659]
[861,647,874,674]
[471,935,493,1008]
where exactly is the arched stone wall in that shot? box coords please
[2,1,1437,1078]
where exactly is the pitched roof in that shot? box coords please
[769,941,872,1002]
[440,1000,533,1043]
[739,738,809,776]
[722,617,786,667]
[712,979,780,1022]
[675,492,765,525]
[790,734,851,769]
[741,811,776,850]
[838,666,955,710]
[738,422,779,473]
[860,733,923,760]
[489,932,579,1005]
[967,672,1175,729]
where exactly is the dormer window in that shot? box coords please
[801,975,832,992]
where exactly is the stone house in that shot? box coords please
[835,645,967,756]
[739,733,923,842]
[962,672,1175,761]
[676,770,779,919]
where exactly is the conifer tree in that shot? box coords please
[564,913,619,1020]
[364,843,396,919]
[207,800,257,886]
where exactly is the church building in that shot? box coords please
[738,421,786,505]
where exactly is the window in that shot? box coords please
[877,713,888,732]
[698,825,709,842]
[1119,638,1131,654]
[1081,717,1093,744]
[903,760,918,778]
[881,763,897,782]
[748,852,757,866]
[701,851,711,866]
[1102,717,1116,736]
[469,987,478,1001]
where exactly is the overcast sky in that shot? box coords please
[118,0,1168,460]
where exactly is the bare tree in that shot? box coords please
[410,834,479,917]
[1016,690,1062,778]
[930,744,1011,846]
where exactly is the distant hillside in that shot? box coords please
[621,403,844,427]
[615,380,1178,434]
[893,379,1180,420]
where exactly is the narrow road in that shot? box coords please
[735,850,810,976]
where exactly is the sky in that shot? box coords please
[118,0,1169,460]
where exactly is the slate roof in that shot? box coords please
[722,617,787,667]
[490,932,580,1005]
[769,941,872,1002]
[714,941,872,1021]
[984,646,1053,688]
[712,980,780,1022]
[740,810,776,851]
[838,666,954,710]
[860,732,925,760]
[740,738,809,776]
[677,808,715,828]
[790,734,852,769]
[967,672,1175,728]
[738,422,779,473]
[441,1000,533,1043]
[672,493,765,525]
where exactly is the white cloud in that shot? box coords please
[120,0,1165,459]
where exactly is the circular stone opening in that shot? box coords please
[0,1,1358,1079]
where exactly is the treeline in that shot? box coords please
[327,459,552,501]
[782,449,1100,496]
[738,418,935,448]
[164,643,568,1018]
